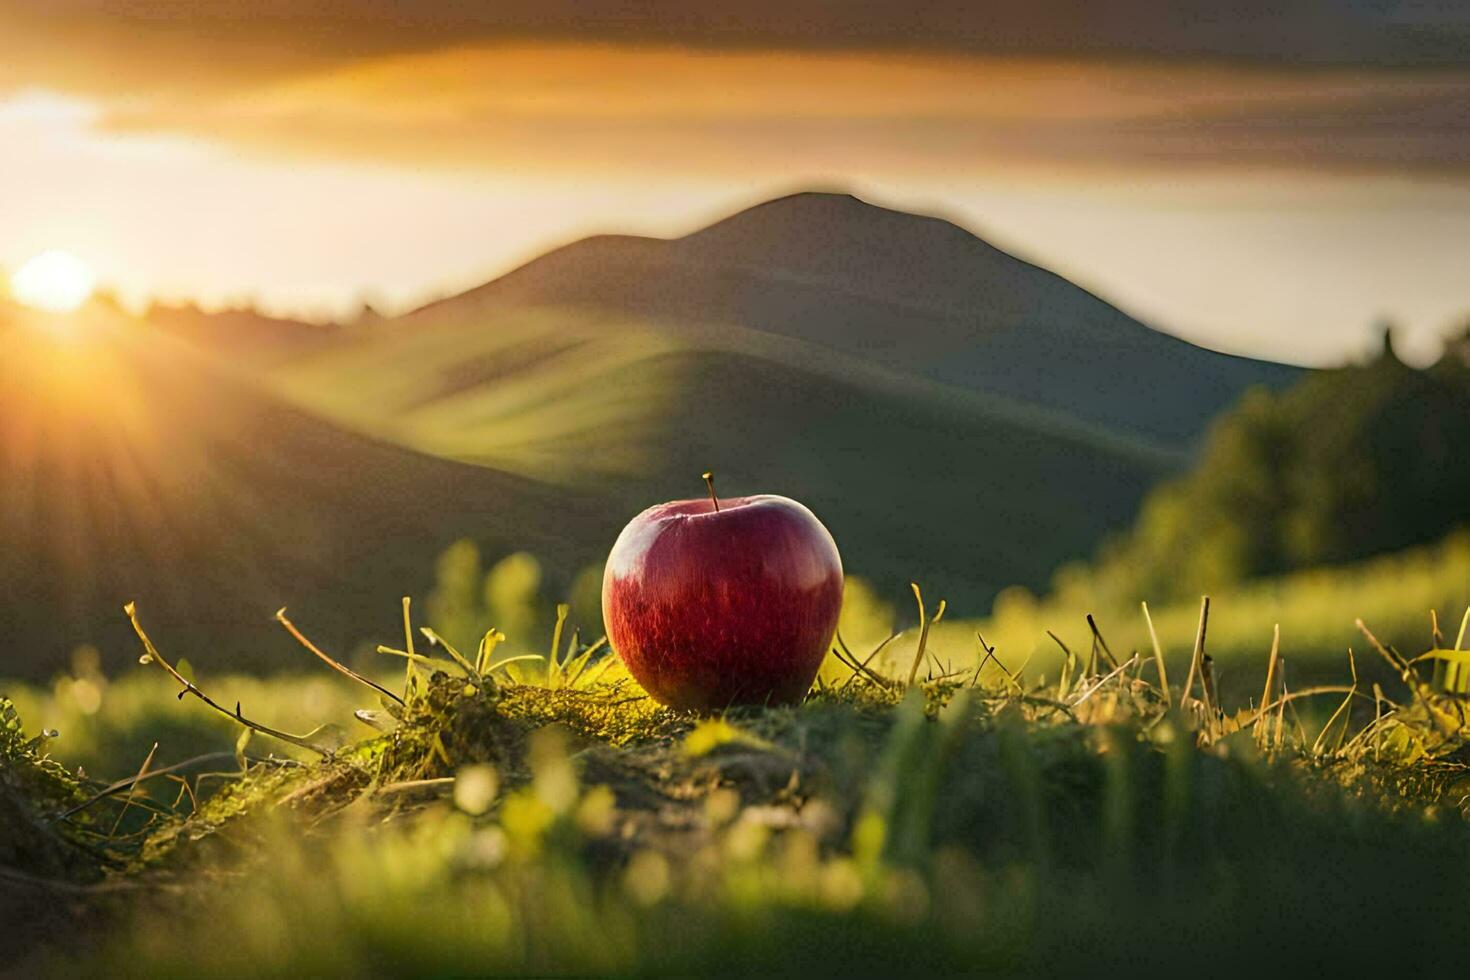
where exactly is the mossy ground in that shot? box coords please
[6,616,1470,977]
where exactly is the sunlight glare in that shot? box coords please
[10,249,97,313]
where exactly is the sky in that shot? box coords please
[1,2,1468,365]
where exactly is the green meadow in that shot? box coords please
[7,574,1470,976]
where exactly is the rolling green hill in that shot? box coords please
[0,301,611,679]
[269,301,1176,614]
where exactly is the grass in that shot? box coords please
[5,589,1470,976]
[937,528,1470,699]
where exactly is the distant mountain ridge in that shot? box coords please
[423,191,1300,448]
[142,301,342,364]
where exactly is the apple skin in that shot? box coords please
[602,494,843,711]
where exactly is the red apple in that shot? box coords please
[602,475,844,711]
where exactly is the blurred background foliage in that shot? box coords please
[1075,331,1470,605]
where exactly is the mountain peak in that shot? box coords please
[675,188,1016,296]
[683,189,971,249]
[732,190,878,216]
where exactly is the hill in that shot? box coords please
[269,301,1177,613]
[0,301,612,679]
[417,191,1299,448]
[260,191,1304,611]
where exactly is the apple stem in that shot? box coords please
[702,471,721,513]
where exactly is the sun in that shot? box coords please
[9,249,97,314]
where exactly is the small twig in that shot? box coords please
[1071,654,1140,708]
[926,645,947,678]
[1141,601,1170,705]
[421,625,496,682]
[1281,663,1309,745]
[1179,596,1210,711]
[1012,693,1078,721]
[972,645,998,688]
[401,597,419,700]
[1011,649,1036,688]
[1085,614,1120,671]
[126,602,331,756]
[1372,683,1386,762]
[166,774,199,814]
[905,583,935,688]
[858,637,899,675]
[973,633,1021,692]
[1046,630,1075,661]
[831,632,864,668]
[52,751,247,822]
[835,631,894,689]
[377,645,441,667]
[1255,624,1281,746]
[547,603,570,689]
[1238,684,1375,731]
[277,608,404,705]
[1311,684,1358,757]
[1048,631,1078,701]
[1355,619,1413,678]
[109,742,158,837]
[483,653,546,677]
[1273,661,1288,750]
[1335,648,1360,755]
[1340,714,1389,759]
[562,635,609,688]
[475,628,507,675]
[1200,655,1220,723]
[828,641,868,678]
[1354,617,1452,733]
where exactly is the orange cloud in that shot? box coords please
[4,1,1468,90]
[92,44,1470,178]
